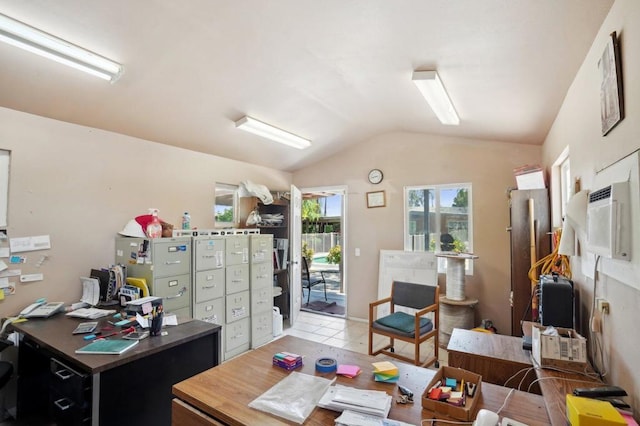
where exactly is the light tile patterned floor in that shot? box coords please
[283,310,447,367]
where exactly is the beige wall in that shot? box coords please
[293,131,542,334]
[0,106,291,316]
[542,0,640,413]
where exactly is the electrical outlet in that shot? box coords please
[597,298,610,315]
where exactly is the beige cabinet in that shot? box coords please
[115,236,192,317]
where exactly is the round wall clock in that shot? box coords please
[368,169,383,184]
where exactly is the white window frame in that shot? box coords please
[551,146,571,229]
[403,183,474,274]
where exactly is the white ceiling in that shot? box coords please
[0,1,613,172]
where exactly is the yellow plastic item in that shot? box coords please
[566,395,626,426]
[126,277,150,297]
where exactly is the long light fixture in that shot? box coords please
[235,116,311,149]
[412,70,459,125]
[0,13,122,82]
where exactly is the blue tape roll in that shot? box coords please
[315,357,337,373]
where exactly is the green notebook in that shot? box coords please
[75,338,139,355]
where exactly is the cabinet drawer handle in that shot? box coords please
[203,315,218,323]
[257,274,269,279]
[231,279,244,283]
[166,286,187,299]
[165,260,182,265]
[202,284,218,289]
[54,398,74,411]
[54,369,74,381]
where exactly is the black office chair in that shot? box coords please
[301,257,327,305]
[0,337,14,420]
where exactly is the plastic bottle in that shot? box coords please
[181,212,191,230]
[146,208,162,238]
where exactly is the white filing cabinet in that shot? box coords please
[192,236,225,326]
[250,234,274,348]
[223,235,251,360]
[115,236,192,317]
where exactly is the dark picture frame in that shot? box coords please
[599,31,624,136]
[366,190,386,208]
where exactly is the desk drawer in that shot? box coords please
[251,263,272,289]
[226,264,249,294]
[194,237,225,271]
[49,359,89,405]
[49,358,91,425]
[226,235,249,266]
[251,287,273,314]
[195,269,225,302]
[251,311,273,348]
[172,398,225,426]
[225,317,250,352]
[226,291,250,322]
[195,298,224,325]
[50,388,90,425]
[153,274,190,311]
[153,240,191,276]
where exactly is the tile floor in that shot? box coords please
[283,310,448,367]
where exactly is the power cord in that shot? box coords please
[527,227,572,283]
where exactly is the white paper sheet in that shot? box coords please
[9,235,51,253]
[80,277,100,306]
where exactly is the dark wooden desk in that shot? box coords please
[13,314,221,426]
[447,328,539,393]
[521,321,606,424]
[173,335,550,425]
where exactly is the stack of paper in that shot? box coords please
[318,385,392,418]
[66,307,116,319]
[335,410,417,426]
[337,364,362,378]
[372,361,399,383]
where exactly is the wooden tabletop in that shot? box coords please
[521,322,607,424]
[173,335,550,425]
[447,328,532,366]
[12,314,220,373]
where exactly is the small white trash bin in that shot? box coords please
[273,307,283,337]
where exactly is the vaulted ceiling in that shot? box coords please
[0,1,613,171]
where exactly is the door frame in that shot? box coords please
[298,185,348,317]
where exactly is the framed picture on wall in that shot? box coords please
[598,31,624,136]
[366,191,386,208]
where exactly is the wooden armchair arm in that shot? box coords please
[369,297,392,323]
[369,297,391,308]
[415,303,438,317]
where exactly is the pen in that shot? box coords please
[97,332,118,340]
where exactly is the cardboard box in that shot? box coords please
[421,366,482,421]
[566,395,626,426]
[513,165,546,189]
[532,324,587,371]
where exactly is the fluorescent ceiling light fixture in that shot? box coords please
[235,116,311,149]
[0,13,122,82]
[412,70,459,125]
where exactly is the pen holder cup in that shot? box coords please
[150,312,163,336]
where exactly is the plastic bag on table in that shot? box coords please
[248,371,335,424]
